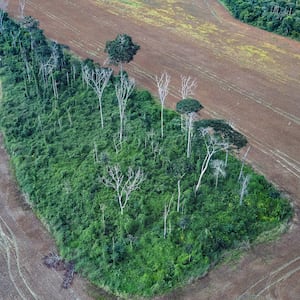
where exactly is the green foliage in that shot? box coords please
[195,119,248,149]
[221,0,300,40]
[105,33,140,66]
[0,15,292,297]
[176,98,203,114]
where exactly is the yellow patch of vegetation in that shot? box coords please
[95,0,221,42]
[262,42,287,55]
[197,22,219,35]
[293,53,300,60]
[237,45,275,64]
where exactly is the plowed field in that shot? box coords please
[2,0,300,299]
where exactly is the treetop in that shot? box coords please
[105,33,140,66]
[176,98,203,114]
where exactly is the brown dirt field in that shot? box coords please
[3,0,300,299]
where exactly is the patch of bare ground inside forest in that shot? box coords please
[3,0,300,299]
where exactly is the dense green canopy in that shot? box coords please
[176,98,203,114]
[222,0,300,40]
[105,33,140,66]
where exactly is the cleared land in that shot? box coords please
[2,0,300,299]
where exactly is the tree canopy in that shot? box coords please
[222,0,300,40]
[176,98,203,114]
[105,33,140,66]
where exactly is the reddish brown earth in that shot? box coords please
[2,0,300,299]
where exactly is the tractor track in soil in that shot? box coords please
[3,0,300,299]
[0,215,39,300]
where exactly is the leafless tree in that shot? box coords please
[211,159,226,188]
[82,65,112,128]
[163,195,173,239]
[155,71,170,138]
[115,72,135,143]
[10,29,20,47]
[239,174,250,205]
[100,165,145,215]
[179,75,197,99]
[0,0,8,32]
[18,0,25,19]
[195,129,228,193]
[238,146,251,181]
[20,45,31,82]
[225,147,229,167]
[144,129,162,159]
[177,174,185,212]
[39,43,60,99]
[186,111,197,158]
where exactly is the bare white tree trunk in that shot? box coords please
[10,30,20,47]
[164,195,173,239]
[82,65,112,128]
[225,148,229,167]
[115,72,135,143]
[211,159,226,188]
[238,146,251,181]
[195,129,228,193]
[71,64,76,83]
[101,165,145,215]
[177,174,185,212]
[179,75,197,99]
[239,174,250,205]
[186,112,197,158]
[20,46,31,82]
[51,73,58,99]
[18,0,26,19]
[155,72,170,139]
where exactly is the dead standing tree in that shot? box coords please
[18,0,25,19]
[82,65,112,128]
[155,71,170,139]
[176,98,203,158]
[239,174,251,205]
[211,159,226,188]
[115,72,135,143]
[101,165,145,215]
[195,128,229,193]
[39,42,61,100]
[238,145,251,181]
[163,195,173,239]
[179,75,198,99]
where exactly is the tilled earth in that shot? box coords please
[2,0,300,299]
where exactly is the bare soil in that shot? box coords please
[3,0,300,299]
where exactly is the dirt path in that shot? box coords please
[4,0,300,299]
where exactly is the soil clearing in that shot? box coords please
[2,0,300,299]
